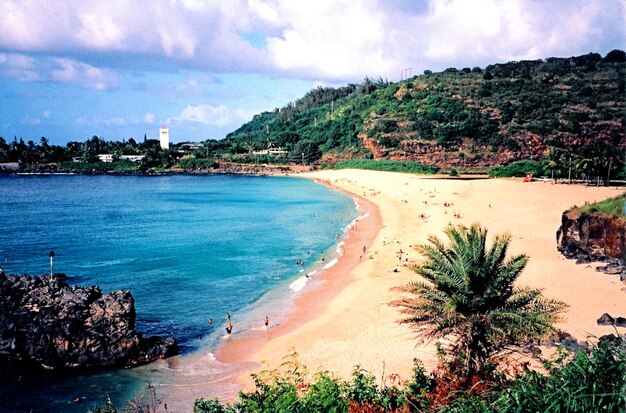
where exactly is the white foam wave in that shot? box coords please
[289,276,309,292]
[322,257,338,270]
[336,241,345,255]
[169,352,227,377]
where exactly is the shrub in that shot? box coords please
[489,160,545,177]
[334,159,439,174]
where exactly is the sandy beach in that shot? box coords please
[165,169,624,408]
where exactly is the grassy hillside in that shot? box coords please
[223,50,624,180]
[579,193,626,218]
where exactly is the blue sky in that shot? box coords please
[0,0,624,145]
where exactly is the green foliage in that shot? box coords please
[195,341,626,412]
[392,224,567,378]
[335,159,439,174]
[194,398,235,413]
[445,340,626,412]
[578,193,626,218]
[449,168,459,177]
[223,51,624,168]
[489,160,545,177]
[176,158,219,170]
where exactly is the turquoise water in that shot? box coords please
[0,174,358,412]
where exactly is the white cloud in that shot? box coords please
[0,52,41,81]
[167,104,256,127]
[144,112,156,124]
[168,104,232,127]
[75,117,127,127]
[0,53,120,90]
[0,0,623,82]
[158,78,206,98]
[51,58,120,90]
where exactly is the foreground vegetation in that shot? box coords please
[392,224,566,380]
[188,340,626,413]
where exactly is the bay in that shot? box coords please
[0,174,357,412]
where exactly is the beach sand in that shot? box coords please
[164,170,624,408]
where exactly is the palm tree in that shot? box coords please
[392,224,567,379]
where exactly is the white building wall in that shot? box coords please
[159,126,170,150]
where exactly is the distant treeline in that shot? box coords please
[2,50,624,182]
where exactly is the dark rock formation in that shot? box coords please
[0,270,177,370]
[597,313,626,328]
[556,209,625,275]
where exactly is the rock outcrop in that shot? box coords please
[556,209,625,275]
[0,270,177,370]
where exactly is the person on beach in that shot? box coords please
[264,316,269,327]
[225,321,233,334]
[362,245,366,254]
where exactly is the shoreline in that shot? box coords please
[214,178,382,368]
[156,175,383,410]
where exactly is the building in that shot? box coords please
[97,154,114,163]
[252,147,288,156]
[159,126,170,150]
[120,155,145,162]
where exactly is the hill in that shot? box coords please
[224,50,625,176]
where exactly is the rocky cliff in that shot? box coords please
[0,271,177,370]
[556,209,625,275]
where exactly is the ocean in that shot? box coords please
[0,174,358,412]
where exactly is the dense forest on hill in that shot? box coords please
[225,50,624,172]
[1,50,624,182]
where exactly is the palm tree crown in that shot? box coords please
[393,224,567,377]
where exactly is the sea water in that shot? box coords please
[0,174,358,412]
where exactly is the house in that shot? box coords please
[253,147,288,156]
[120,155,145,162]
[98,154,114,163]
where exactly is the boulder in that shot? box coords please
[556,210,625,274]
[0,270,177,370]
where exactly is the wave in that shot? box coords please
[289,275,309,292]
[322,257,338,270]
[336,241,345,255]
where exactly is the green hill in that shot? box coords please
[223,50,624,178]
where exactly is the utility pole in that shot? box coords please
[401,68,413,81]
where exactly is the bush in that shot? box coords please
[194,342,626,413]
[194,398,234,413]
[335,159,439,174]
[489,160,544,178]
[449,168,459,177]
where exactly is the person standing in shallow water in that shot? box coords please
[264,316,269,327]
[225,321,232,334]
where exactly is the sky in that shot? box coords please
[0,0,624,145]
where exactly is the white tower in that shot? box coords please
[159,126,170,150]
